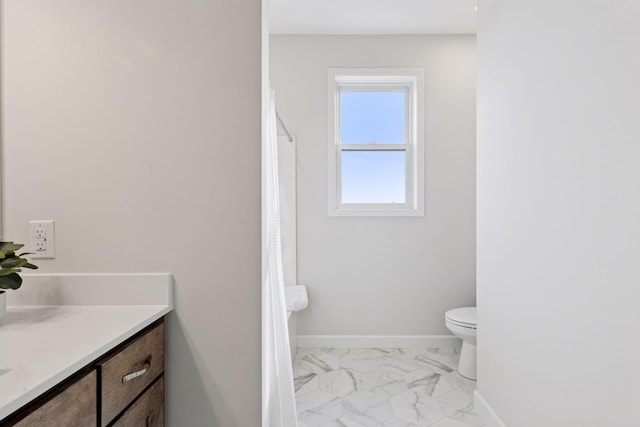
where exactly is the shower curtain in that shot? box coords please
[263,91,298,427]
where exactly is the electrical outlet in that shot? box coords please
[35,227,46,239]
[29,220,55,259]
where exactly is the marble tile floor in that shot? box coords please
[293,347,485,427]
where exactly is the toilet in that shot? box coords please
[445,307,477,380]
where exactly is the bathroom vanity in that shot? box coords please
[0,274,173,426]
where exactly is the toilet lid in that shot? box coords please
[446,307,476,327]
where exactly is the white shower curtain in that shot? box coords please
[263,90,298,427]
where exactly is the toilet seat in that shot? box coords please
[445,307,477,329]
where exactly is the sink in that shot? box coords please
[0,369,11,377]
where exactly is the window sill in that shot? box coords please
[329,205,425,217]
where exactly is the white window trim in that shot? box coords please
[328,68,425,217]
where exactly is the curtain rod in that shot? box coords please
[276,111,294,143]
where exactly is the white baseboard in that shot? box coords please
[296,335,461,349]
[474,390,507,427]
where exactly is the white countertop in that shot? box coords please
[0,274,173,421]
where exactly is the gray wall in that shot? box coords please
[477,1,640,426]
[271,35,476,336]
[2,1,261,425]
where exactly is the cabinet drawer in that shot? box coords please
[98,321,164,426]
[112,376,164,427]
[12,370,97,427]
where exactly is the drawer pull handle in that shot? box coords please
[122,359,151,384]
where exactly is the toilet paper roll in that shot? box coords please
[284,285,308,312]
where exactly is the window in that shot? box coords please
[328,69,424,216]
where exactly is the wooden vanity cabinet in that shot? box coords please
[112,377,164,427]
[98,321,164,426]
[1,319,165,427]
[10,370,98,427]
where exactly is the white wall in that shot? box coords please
[477,2,640,426]
[2,1,261,425]
[270,35,476,336]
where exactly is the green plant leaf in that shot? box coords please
[0,268,21,276]
[0,242,23,254]
[0,273,22,290]
[0,258,27,269]
[0,242,37,287]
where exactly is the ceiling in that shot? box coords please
[269,0,477,35]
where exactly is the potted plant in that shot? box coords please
[0,242,38,320]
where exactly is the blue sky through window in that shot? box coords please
[339,90,407,204]
[342,151,406,203]
[340,91,405,144]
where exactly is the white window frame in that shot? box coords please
[328,68,425,217]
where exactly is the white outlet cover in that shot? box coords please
[28,220,55,259]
